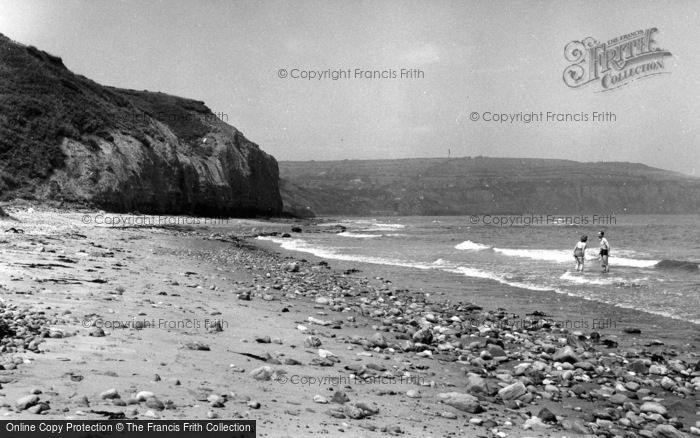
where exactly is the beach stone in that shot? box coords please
[247,401,261,409]
[255,336,271,344]
[573,361,595,371]
[136,391,154,402]
[331,391,350,404]
[609,393,628,405]
[641,402,668,416]
[498,381,527,401]
[553,346,580,364]
[465,373,488,394]
[313,395,329,404]
[100,388,120,400]
[371,333,388,348]
[284,262,300,272]
[15,394,39,411]
[344,401,379,419]
[652,424,686,438]
[184,341,210,351]
[238,291,251,301]
[27,403,49,414]
[649,364,668,375]
[487,344,507,359]
[660,376,676,390]
[88,326,106,337]
[145,397,165,411]
[523,416,549,430]
[439,411,458,419]
[538,407,557,423]
[406,389,421,399]
[304,336,322,348]
[625,381,641,391]
[318,349,337,359]
[437,392,483,413]
[412,328,433,344]
[570,384,586,396]
[207,394,225,407]
[630,360,649,374]
[250,366,273,381]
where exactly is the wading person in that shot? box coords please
[573,235,587,272]
[598,231,610,273]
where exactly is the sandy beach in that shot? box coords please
[0,204,698,438]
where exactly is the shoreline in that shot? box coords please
[254,231,700,342]
[0,207,698,437]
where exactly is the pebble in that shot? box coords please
[553,346,580,364]
[537,407,557,423]
[100,389,120,400]
[15,394,39,411]
[437,392,483,413]
[640,401,668,416]
[88,326,106,337]
[207,410,219,419]
[313,395,329,404]
[136,391,154,402]
[145,397,165,411]
[498,381,527,401]
[184,341,210,351]
[652,424,686,438]
[304,336,322,348]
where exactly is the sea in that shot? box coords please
[258,215,700,325]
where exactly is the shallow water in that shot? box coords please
[258,215,700,325]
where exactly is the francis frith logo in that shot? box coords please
[563,28,672,91]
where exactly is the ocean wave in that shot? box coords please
[345,219,405,229]
[337,232,382,238]
[256,236,432,269]
[364,226,406,232]
[655,259,700,271]
[455,240,490,251]
[444,266,557,292]
[559,271,648,287]
[256,236,698,325]
[493,247,659,268]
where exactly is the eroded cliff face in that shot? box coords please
[0,34,282,216]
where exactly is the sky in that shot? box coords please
[0,0,699,175]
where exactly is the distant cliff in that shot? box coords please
[280,157,700,215]
[0,34,282,216]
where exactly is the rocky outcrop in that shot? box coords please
[280,157,700,215]
[0,34,282,216]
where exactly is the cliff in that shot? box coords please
[0,34,282,216]
[280,157,700,215]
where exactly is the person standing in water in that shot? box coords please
[573,235,588,271]
[598,231,610,273]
